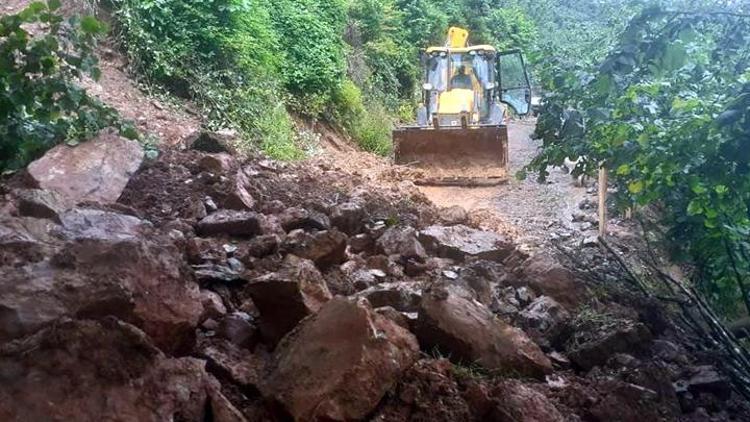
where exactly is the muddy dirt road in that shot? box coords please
[316,119,600,250]
[417,120,594,248]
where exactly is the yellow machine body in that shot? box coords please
[393,27,512,186]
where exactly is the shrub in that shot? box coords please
[0,1,132,172]
[113,0,298,159]
[270,0,348,117]
[350,103,393,156]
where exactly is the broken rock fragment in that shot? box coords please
[329,201,365,234]
[516,253,587,309]
[281,228,348,269]
[260,297,419,421]
[517,296,570,348]
[567,318,652,370]
[377,226,427,260]
[416,285,552,378]
[419,224,514,262]
[358,281,423,312]
[279,206,330,232]
[13,189,66,223]
[245,255,332,344]
[195,209,262,237]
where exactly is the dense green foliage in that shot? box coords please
[525,3,750,316]
[0,1,132,172]
[114,0,302,159]
[112,0,538,157]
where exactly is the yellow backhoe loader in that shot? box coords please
[393,27,532,186]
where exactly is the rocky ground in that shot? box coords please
[1,129,749,421]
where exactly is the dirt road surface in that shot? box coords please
[418,120,593,248]
[315,119,599,251]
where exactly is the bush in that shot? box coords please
[114,0,300,159]
[0,1,132,172]
[526,6,750,317]
[350,103,393,156]
[270,0,348,117]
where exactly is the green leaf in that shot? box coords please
[80,16,106,35]
[48,0,61,11]
[687,199,703,216]
[628,180,644,194]
[616,164,630,176]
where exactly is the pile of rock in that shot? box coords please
[0,131,745,421]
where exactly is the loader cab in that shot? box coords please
[419,46,531,127]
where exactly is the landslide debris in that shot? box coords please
[0,135,747,421]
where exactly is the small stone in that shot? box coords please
[583,236,599,247]
[442,270,459,280]
[369,269,387,279]
[515,286,537,306]
[200,290,227,321]
[204,196,218,212]
[227,257,245,272]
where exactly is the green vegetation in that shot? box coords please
[110,0,538,157]
[0,1,133,172]
[523,2,750,317]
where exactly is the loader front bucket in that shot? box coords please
[393,125,509,186]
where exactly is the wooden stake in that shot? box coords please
[598,166,608,237]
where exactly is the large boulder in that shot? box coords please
[26,131,143,207]
[415,285,552,378]
[260,297,419,421]
[0,211,203,353]
[516,254,587,309]
[419,225,514,262]
[0,318,241,422]
[245,255,332,344]
[196,337,262,387]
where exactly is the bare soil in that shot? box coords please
[3,0,201,146]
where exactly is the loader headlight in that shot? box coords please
[422,83,433,91]
[439,52,447,57]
